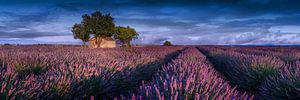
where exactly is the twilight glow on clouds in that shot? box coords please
[0,0,300,45]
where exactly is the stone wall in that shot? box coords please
[89,37,116,48]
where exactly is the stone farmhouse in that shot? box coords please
[89,37,116,48]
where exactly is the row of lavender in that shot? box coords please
[197,46,300,99]
[0,46,182,99]
[0,46,181,71]
[212,46,300,63]
[125,47,253,99]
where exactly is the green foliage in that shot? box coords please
[246,66,278,90]
[208,52,282,91]
[73,11,142,48]
[72,11,115,47]
[114,26,138,47]
[259,64,300,99]
[74,76,109,98]
[0,68,30,99]
[163,41,172,46]
[72,24,90,46]
[47,84,70,99]
[81,11,115,37]
[14,64,43,77]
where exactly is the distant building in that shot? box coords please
[89,37,116,48]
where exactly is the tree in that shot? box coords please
[72,11,115,47]
[81,11,115,47]
[72,11,140,48]
[114,26,138,47]
[163,41,172,46]
[72,23,90,47]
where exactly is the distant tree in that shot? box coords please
[4,43,10,46]
[163,41,172,46]
[72,23,90,47]
[114,26,138,47]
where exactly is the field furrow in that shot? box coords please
[125,47,252,100]
[1,45,300,99]
[197,46,300,99]
[0,46,183,99]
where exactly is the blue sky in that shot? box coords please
[0,0,300,45]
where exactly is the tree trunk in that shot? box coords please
[83,42,86,47]
[93,36,100,48]
[96,36,103,48]
[122,41,131,47]
[95,37,98,48]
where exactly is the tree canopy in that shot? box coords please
[82,11,115,37]
[114,26,138,47]
[163,41,173,46]
[72,24,90,46]
[72,11,138,48]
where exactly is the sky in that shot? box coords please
[0,0,300,45]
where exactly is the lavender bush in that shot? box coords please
[1,45,300,99]
[259,62,300,99]
[130,47,252,100]
[198,46,284,91]
[0,46,183,99]
[0,64,33,99]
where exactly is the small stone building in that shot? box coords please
[89,37,116,48]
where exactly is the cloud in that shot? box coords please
[269,25,300,34]
[0,30,65,39]
[1,0,300,45]
[0,5,77,40]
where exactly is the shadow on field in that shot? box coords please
[196,47,265,97]
[72,48,185,99]
[196,47,247,90]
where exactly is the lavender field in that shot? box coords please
[0,45,300,99]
